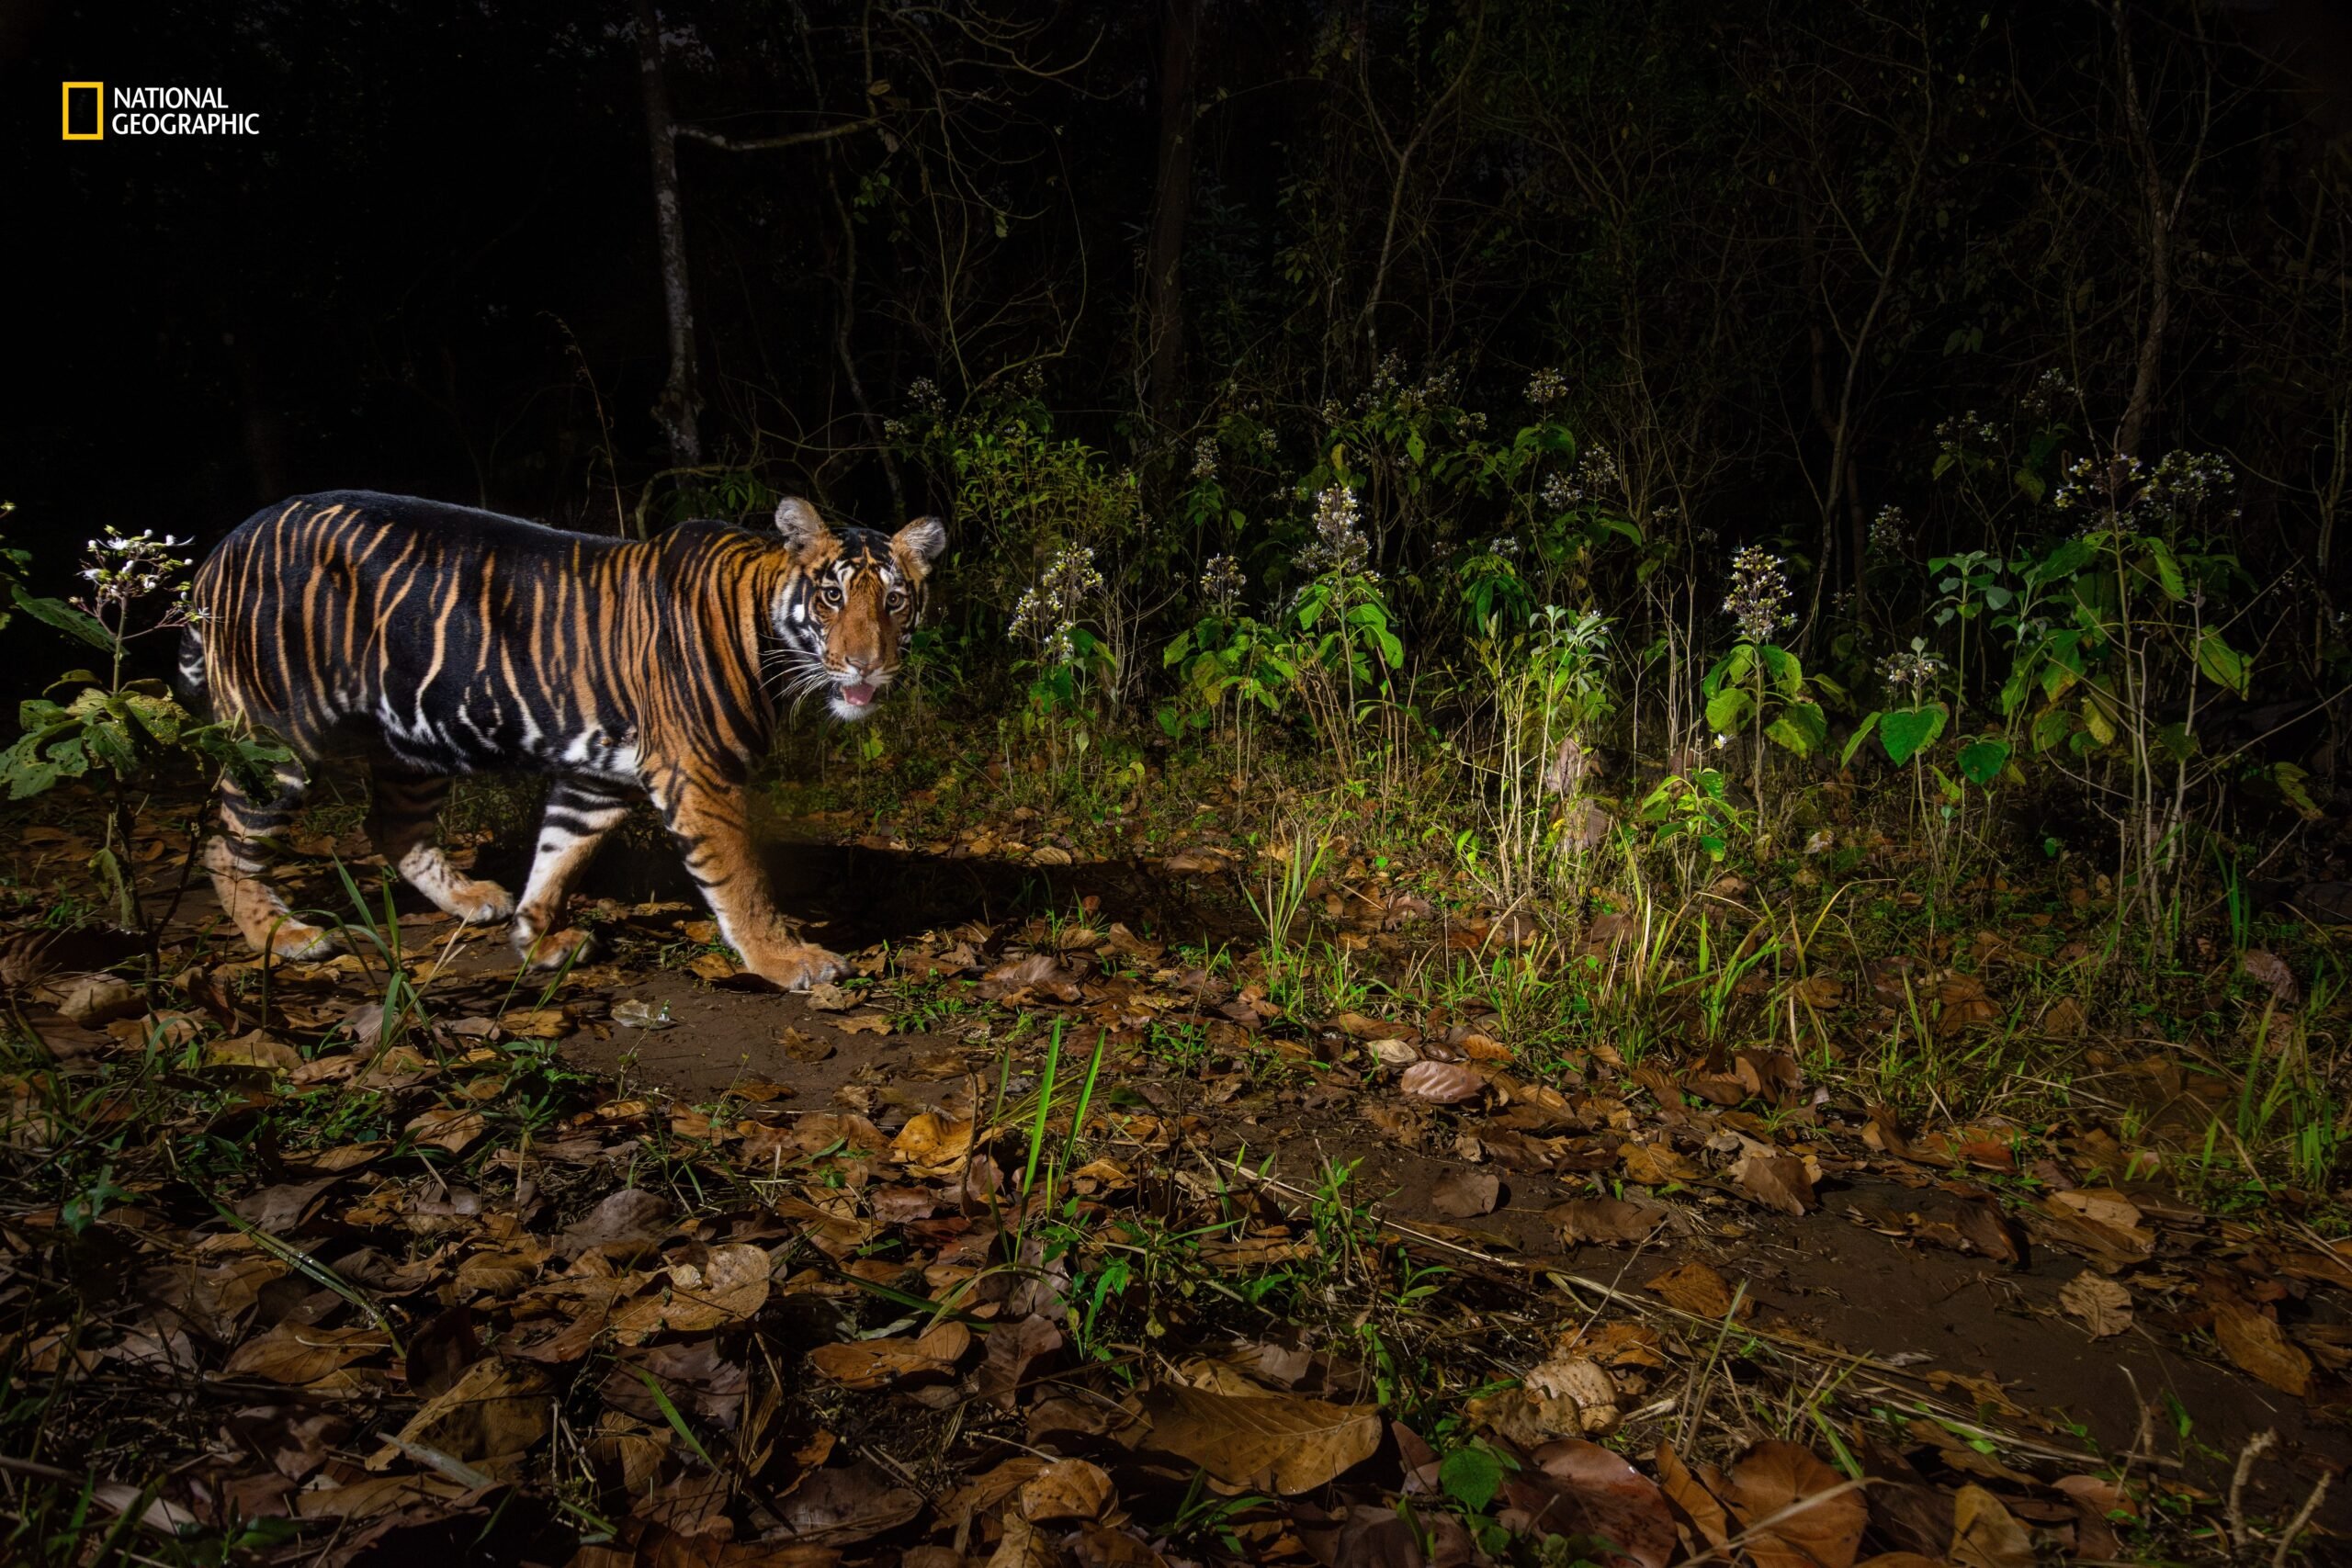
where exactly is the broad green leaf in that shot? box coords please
[2032,536,2096,584]
[1956,739,2009,787]
[1441,1446,1504,1512]
[13,591,114,653]
[2269,762,2324,821]
[1758,644,1802,694]
[1766,701,1826,757]
[1702,643,1755,695]
[2030,708,2075,752]
[1704,687,1752,734]
[1877,703,1949,765]
[2194,629,2249,696]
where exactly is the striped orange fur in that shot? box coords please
[178,491,945,987]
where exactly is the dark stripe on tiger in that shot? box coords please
[180,490,946,987]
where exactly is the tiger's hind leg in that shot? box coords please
[368,771,515,925]
[203,762,337,959]
[511,776,634,968]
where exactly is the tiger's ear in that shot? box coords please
[773,497,833,555]
[891,516,947,576]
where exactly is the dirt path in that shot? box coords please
[8,807,2347,1563]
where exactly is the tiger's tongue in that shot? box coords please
[841,682,876,707]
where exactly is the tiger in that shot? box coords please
[176,490,945,990]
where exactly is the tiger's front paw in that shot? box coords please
[757,942,845,993]
[448,878,516,925]
[516,924,596,970]
[267,919,338,961]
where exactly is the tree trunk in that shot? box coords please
[2113,0,2171,463]
[634,0,701,468]
[1143,0,1202,426]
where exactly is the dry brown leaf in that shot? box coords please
[805,981,856,1012]
[2040,996,2088,1038]
[1621,1142,1702,1187]
[404,1105,487,1154]
[837,1011,893,1036]
[2211,1298,2313,1396]
[1948,1483,2034,1568]
[1160,849,1228,875]
[1017,1458,1114,1523]
[1731,1152,1817,1214]
[653,1242,772,1332]
[778,1026,834,1063]
[978,1314,1064,1410]
[773,1460,923,1546]
[1398,1060,1486,1104]
[205,1032,301,1074]
[1725,1439,1866,1568]
[1792,975,1845,1009]
[1544,1197,1669,1246]
[1464,1355,1623,1441]
[373,1358,550,1468]
[1655,1438,1731,1553]
[808,1320,971,1390]
[2051,1187,2143,1229]
[1126,1382,1380,1495]
[503,1007,572,1039]
[222,1323,388,1385]
[1645,1261,1744,1320]
[558,1188,673,1261]
[1430,1168,1500,1218]
[2057,1272,2132,1338]
[1527,1438,1679,1568]
[295,1473,472,1520]
[891,1112,972,1176]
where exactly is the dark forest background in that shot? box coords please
[7,0,2352,719]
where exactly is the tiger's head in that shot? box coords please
[769,496,947,721]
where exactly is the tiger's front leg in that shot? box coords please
[510,776,634,969]
[367,770,515,925]
[205,762,337,960]
[651,773,842,991]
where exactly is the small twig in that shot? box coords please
[2271,1471,2331,1568]
[2227,1428,2278,1551]
[676,118,876,152]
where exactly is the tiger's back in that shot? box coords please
[183,489,946,991]
[184,491,784,783]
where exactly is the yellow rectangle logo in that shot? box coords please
[62,82,103,140]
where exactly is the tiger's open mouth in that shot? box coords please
[829,679,881,719]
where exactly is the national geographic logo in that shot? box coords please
[62,83,261,140]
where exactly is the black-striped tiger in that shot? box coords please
[177,490,945,989]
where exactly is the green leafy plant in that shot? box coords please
[1279,481,1406,782]
[1632,768,1748,874]
[0,525,289,931]
[1702,547,1835,825]
[1159,554,1295,777]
